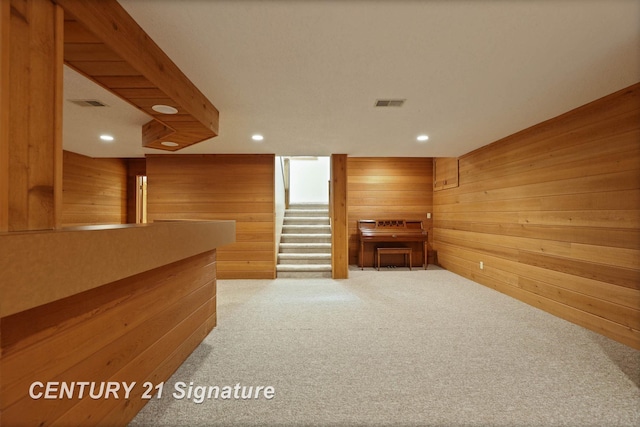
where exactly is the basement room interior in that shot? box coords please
[1,1,638,426]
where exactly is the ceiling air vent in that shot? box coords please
[68,99,108,107]
[375,99,405,107]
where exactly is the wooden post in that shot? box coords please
[330,154,349,279]
[0,0,10,232]
[1,0,64,231]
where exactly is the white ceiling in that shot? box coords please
[63,0,640,158]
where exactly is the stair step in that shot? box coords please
[288,203,328,209]
[277,270,333,279]
[276,264,332,272]
[283,216,330,225]
[285,209,329,217]
[278,253,331,264]
[280,234,331,243]
[276,263,333,278]
[282,225,331,234]
[278,253,331,259]
[279,243,331,253]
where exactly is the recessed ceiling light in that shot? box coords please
[152,104,179,114]
[100,134,114,142]
[417,135,429,142]
[161,141,180,147]
[251,134,264,141]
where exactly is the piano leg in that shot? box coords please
[423,241,428,269]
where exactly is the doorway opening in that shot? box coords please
[288,156,330,205]
[276,156,332,278]
[135,175,147,224]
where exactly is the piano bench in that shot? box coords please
[376,247,412,271]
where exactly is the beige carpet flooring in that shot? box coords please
[130,266,640,426]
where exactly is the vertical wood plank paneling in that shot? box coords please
[331,154,348,278]
[0,0,9,231]
[433,83,640,349]
[53,5,64,229]
[0,251,217,427]
[147,154,275,279]
[62,151,127,226]
[6,0,63,231]
[347,157,434,267]
[9,0,30,230]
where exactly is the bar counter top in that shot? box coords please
[0,220,235,317]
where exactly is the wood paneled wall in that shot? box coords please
[147,154,275,279]
[0,250,217,426]
[433,83,640,349]
[347,157,434,267]
[62,151,127,226]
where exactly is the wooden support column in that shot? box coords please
[1,0,64,231]
[1,0,9,232]
[330,154,349,279]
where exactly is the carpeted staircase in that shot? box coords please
[277,203,332,278]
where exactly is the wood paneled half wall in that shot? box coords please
[1,250,218,426]
[1,220,234,426]
[147,154,276,279]
[433,83,640,349]
[347,157,434,268]
[62,151,127,226]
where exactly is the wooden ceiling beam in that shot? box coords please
[55,0,219,151]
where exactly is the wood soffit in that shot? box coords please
[55,0,219,151]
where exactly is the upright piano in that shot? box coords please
[358,219,428,269]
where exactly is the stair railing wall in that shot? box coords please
[274,156,288,270]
